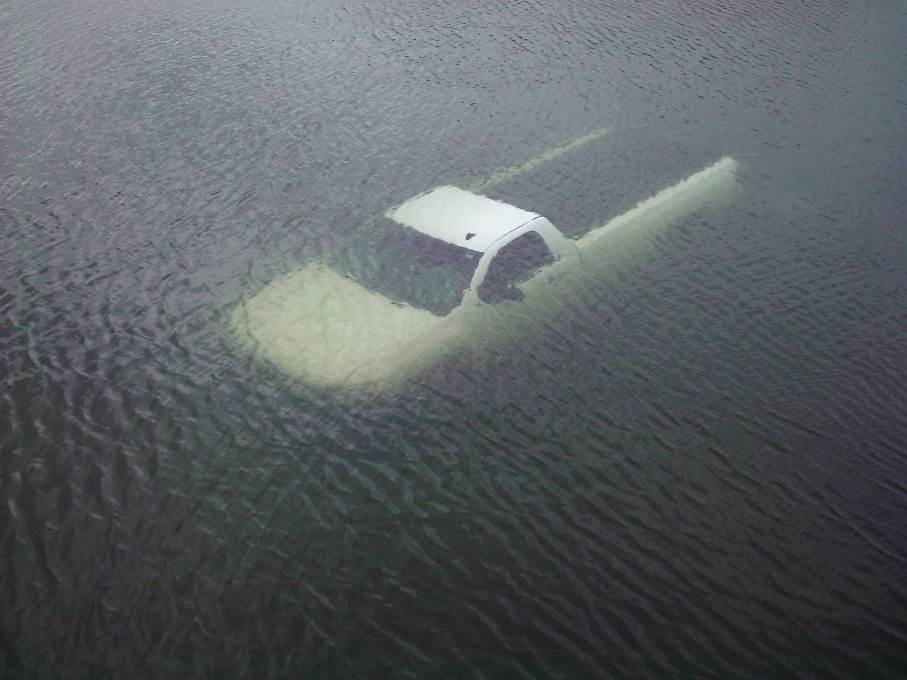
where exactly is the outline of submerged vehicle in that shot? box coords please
[230,149,738,393]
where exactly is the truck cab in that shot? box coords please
[385,185,574,310]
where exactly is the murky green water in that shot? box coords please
[3,1,906,677]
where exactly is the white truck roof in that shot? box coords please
[385,185,540,253]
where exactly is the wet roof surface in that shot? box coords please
[385,185,540,252]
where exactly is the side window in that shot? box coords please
[478,231,555,304]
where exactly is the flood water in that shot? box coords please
[3,1,907,677]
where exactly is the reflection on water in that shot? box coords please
[3,0,907,677]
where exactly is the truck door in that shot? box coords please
[476,230,555,304]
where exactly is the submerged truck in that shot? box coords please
[229,136,737,392]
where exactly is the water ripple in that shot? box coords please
[3,0,907,677]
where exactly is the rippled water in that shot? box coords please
[3,1,907,677]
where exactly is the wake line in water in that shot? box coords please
[471,127,610,192]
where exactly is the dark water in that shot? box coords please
[3,1,907,677]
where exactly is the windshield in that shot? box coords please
[330,217,481,316]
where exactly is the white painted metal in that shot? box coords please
[386,185,540,253]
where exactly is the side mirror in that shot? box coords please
[478,280,525,304]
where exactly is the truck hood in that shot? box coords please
[229,263,463,389]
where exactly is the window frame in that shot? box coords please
[465,216,573,305]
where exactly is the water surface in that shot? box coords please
[2,1,907,677]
